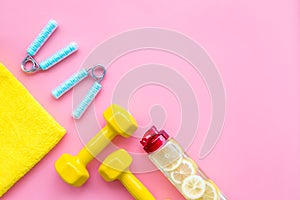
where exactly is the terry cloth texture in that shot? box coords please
[0,63,66,197]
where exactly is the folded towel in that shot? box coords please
[0,63,66,197]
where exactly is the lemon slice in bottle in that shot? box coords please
[181,175,206,199]
[170,159,196,184]
[199,180,220,200]
[151,139,184,170]
[164,156,183,172]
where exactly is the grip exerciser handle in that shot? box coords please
[39,42,78,71]
[52,69,88,99]
[72,82,102,119]
[27,19,57,56]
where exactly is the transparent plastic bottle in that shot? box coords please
[140,126,227,200]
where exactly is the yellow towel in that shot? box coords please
[0,63,66,197]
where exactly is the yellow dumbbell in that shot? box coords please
[55,104,138,187]
[99,149,155,200]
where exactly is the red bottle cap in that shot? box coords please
[140,126,170,153]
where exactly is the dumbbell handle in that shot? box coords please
[78,125,117,165]
[119,171,155,200]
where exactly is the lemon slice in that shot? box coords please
[164,156,183,172]
[151,140,184,169]
[199,180,220,200]
[181,175,206,199]
[170,159,196,184]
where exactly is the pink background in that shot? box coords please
[1,0,300,199]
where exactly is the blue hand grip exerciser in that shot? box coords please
[52,65,106,119]
[21,19,78,73]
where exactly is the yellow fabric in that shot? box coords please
[0,63,66,197]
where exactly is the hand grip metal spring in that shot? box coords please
[39,42,78,71]
[27,19,57,56]
[52,69,89,99]
[72,82,102,119]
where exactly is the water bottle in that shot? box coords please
[140,126,227,200]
